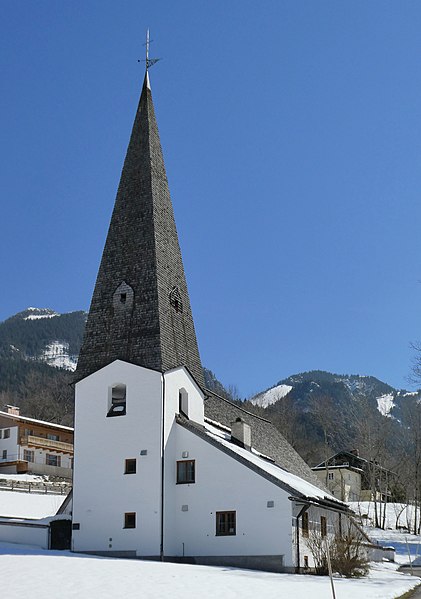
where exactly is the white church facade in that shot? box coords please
[71,64,352,572]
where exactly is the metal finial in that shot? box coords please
[139,28,161,70]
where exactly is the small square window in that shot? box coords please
[125,459,136,474]
[216,511,236,536]
[176,460,195,484]
[124,512,136,529]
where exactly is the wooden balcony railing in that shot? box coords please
[20,435,73,454]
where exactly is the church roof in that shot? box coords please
[177,410,349,511]
[204,389,328,490]
[76,73,203,386]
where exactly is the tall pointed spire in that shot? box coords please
[76,67,204,387]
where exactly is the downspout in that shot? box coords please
[160,373,166,561]
[295,503,309,574]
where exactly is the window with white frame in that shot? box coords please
[46,454,61,467]
[23,449,34,462]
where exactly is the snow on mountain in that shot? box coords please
[40,341,77,372]
[23,308,59,321]
[250,384,292,408]
[376,394,395,417]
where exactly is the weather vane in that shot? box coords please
[138,29,161,70]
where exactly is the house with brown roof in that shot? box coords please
[0,405,73,479]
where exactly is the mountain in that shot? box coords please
[0,307,86,373]
[250,369,417,420]
[246,370,421,467]
[0,309,87,426]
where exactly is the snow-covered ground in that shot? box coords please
[0,542,418,599]
[0,490,64,518]
[0,484,419,598]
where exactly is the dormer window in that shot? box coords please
[107,384,127,417]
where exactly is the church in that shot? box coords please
[71,62,351,573]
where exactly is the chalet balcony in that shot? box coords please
[20,435,74,454]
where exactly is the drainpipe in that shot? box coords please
[295,503,309,574]
[160,374,166,561]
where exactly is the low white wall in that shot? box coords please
[0,519,49,549]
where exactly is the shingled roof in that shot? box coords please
[76,73,203,386]
[204,389,327,489]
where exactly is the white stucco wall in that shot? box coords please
[163,367,204,443]
[293,502,342,570]
[0,426,18,463]
[72,361,163,556]
[164,424,293,566]
[0,521,49,548]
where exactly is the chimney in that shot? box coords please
[231,417,251,451]
[6,405,20,416]
[350,449,359,457]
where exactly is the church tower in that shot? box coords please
[76,71,203,388]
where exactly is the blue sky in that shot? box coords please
[2,1,421,396]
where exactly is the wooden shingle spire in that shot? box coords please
[76,71,204,387]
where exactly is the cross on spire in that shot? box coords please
[143,28,161,70]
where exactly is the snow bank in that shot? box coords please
[0,543,417,599]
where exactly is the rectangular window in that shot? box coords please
[124,512,136,529]
[125,459,136,474]
[25,429,34,437]
[2,450,7,460]
[23,449,34,463]
[176,460,195,484]
[46,454,61,467]
[4,429,10,439]
[107,384,127,417]
[216,511,236,536]
[47,433,59,441]
[302,511,309,537]
[0,430,2,439]
[328,472,334,480]
[321,516,327,538]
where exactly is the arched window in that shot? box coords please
[107,384,127,417]
[179,388,188,418]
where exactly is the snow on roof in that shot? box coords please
[202,420,345,507]
[0,411,73,432]
[0,490,65,519]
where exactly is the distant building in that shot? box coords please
[0,405,73,479]
[312,450,395,502]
